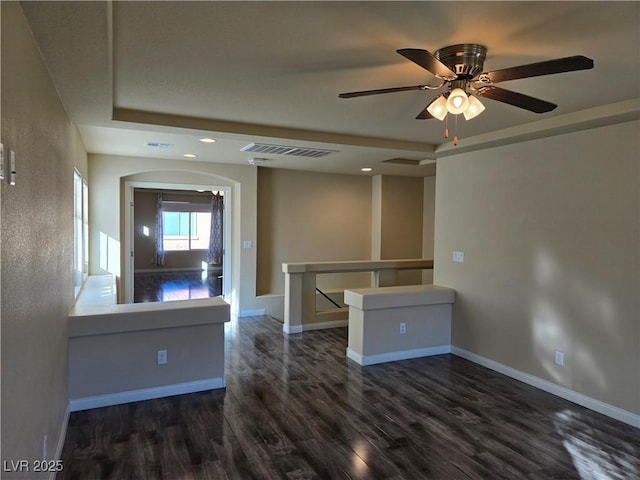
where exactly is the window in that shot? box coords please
[74,170,88,297]
[162,210,211,251]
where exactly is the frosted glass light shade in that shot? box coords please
[426,95,448,121]
[446,88,469,114]
[463,95,486,120]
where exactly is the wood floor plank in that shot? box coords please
[58,317,640,479]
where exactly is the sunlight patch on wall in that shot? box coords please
[99,232,120,276]
[532,248,612,397]
[531,298,570,384]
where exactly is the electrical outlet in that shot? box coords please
[554,350,564,367]
[157,349,168,365]
[399,323,406,335]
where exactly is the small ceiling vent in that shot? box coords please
[382,157,437,167]
[145,142,174,149]
[240,142,337,158]
[382,157,422,166]
[248,158,268,166]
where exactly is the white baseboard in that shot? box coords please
[49,404,70,480]
[347,345,451,366]
[283,319,349,335]
[238,308,266,317]
[451,346,640,429]
[283,324,303,334]
[69,378,225,412]
[303,319,349,331]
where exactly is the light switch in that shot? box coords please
[0,143,4,180]
[243,240,252,249]
[453,251,465,263]
[8,149,16,186]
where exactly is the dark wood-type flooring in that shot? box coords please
[134,270,222,303]
[59,316,640,479]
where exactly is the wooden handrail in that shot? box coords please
[282,258,433,274]
[282,259,434,334]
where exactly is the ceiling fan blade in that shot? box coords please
[415,105,434,120]
[397,48,457,80]
[479,55,594,83]
[476,86,557,113]
[339,85,427,98]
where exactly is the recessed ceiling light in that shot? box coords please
[183,153,197,158]
[361,167,372,172]
[199,138,216,143]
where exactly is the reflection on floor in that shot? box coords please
[59,316,640,479]
[134,270,222,303]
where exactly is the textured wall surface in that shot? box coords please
[257,167,373,295]
[1,2,87,475]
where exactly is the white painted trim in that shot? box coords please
[283,324,303,334]
[49,404,70,480]
[238,308,266,317]
[451,346,640,429]
[69,378,225,412]
[303,319,349,331]
[346,345,451,366]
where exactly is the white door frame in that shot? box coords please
[123,181,232,303]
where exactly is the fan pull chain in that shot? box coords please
[453,114,459,146]
[444,116,449,139]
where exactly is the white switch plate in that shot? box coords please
[8,149,16,186]
[554,350,564,366]
[453,251,465,263]
[157,349,167,365]
[0,143,4,180]
[243,240,252,249]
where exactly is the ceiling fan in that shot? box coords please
[339,44,594,143]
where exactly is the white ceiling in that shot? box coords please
[21,1,640,177]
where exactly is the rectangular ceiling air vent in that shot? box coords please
[145,142,174,149]
[240,142,337,158]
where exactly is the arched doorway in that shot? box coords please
[123,179,232,304]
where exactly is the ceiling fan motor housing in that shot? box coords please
[435,44,487,79]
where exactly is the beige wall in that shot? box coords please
[134,190,158,269]
[257,167,373,295]
[380,175,424,259]
[422,176,436,284]
[373,175,424,285]
[434,121,640,414]
[1,2,88,474]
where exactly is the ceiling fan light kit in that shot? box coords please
[445,88,469,114]
[339,43,594,145]
[462,95,486,121]
[426,94,448,120]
